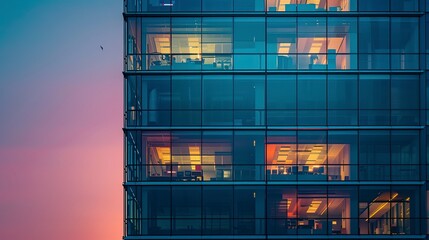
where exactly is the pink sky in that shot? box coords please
[0,1,123,239]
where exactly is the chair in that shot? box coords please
[302,166,309,174]
[313,167,319,174]
[291,166,298,174]
[192,171,203,181]
[216,169,224,180]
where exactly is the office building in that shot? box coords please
[123,0,429,239]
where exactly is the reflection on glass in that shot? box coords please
[127,16,421,71]
[266,131,352,181]
[267,186,352,235]
[359,187,415,234]
[266,0,355,12]
[132,130,421,182]
[202,18,233,70]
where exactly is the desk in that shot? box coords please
[289,219,332,234]
[176,170,203,181]
[267,166,328,181]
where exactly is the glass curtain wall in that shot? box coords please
[123,0,426,239]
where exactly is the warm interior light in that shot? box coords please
[277,145,290,162]
[278,42,292,54]
[307,146,323,161]
[156,147,171,163]
[307,0,321,5]
[309,43,323,54]
[189,146,201,163]
[223,170,231,178]
[155,37,170,54]
[307,200,322,213]
[277,0,292,11]
[366,193,399,221]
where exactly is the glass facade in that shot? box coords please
[123,1,428,239]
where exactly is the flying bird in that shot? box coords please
[100,45,104,51]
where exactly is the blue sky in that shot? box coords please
[0,1,124,239]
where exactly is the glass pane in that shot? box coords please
[267,186,297,234]
[359,110,390,126]
[234,186,265,234]
[172,75,201,110]
[359,17,389,53]
[172,18,201,64]
[297,131,327,181]
[267,17,297,70]
[391,75,419,110]
[144,0,173,12]
[267,110,297,126]
[202,75,233,110]
[234,131,265,165]
[391,130,419,165]
[202,0,233,11]
[202,110,233,126]
[172,186,202,234]
[141,131,171,181]
[328,17,358,69]
[202,17,233,54]
[234,75,265,110]
[297,17,327,69]
[359,54,390,70]
[234,0,265,11]
[298,110,327,126]
[266,131,297,181]
[234,54,265,70]
[358,0,389,11]
[298,75,326,109]
[359,75,390,109]
[234,18,265,53]
[328,75,357,109]
[267,75,296,110]
[328,131,358,181]
[359,131,390,165]
[391,18,419,54]
[328,110,358,125]
[391,0,418,11]
[173,0,201,11]
[202,131,233,169]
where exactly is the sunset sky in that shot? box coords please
[0,1,123,239]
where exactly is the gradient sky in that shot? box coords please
[0,1,123,239]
